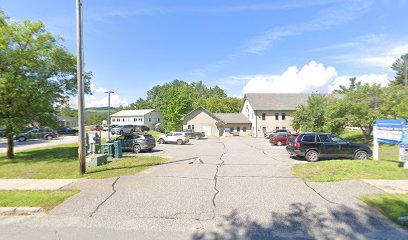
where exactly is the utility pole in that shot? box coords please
[76,0,86,175]
[104,90,114,140]
[404,58,407,86]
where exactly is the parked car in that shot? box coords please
[91,125,103,131]
[16,129,58,142]
[265,129,291,138]
[270,134,291,146]
[286,133,372,162]
[134,125,150,132]
[183,129,205,140]
[111,125,134,135]
[57,127,78,136]
[157,132,189,145]
[109,133,156,153]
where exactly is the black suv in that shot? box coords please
[109,133,156,153]
[286,133,372,162]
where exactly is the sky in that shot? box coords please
[1,0,407,107]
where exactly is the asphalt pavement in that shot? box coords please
[0,137,407,239]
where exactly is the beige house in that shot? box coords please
[241,93,310,137]
[57,115,78,128]
[182,106,252,136]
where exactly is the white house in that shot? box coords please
[110,109,162,130]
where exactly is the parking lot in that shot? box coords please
[0,135,80,154]
[1,136,406,239]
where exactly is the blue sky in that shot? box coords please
[1,0,407,107]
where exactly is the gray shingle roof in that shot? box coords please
[214,113,251,124]
[244,93,310,111]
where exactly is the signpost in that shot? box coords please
[373,119,407,168]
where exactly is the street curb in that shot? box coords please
[0,207,43,215]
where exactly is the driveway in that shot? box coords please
[0,137,407,239]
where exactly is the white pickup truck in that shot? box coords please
[157,132,189,145]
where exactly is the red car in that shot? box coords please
[270,134,291,146]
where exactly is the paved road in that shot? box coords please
[0,137,407,239]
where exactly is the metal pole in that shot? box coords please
[76,0,86,174]
[105,91,114,140]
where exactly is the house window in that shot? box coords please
[251,113,254,119]
[192,125,195,130]
[276,127,279,130]
[149,118,151,122]
[282,127,286,130]
[262,113,266,120]
[282,113,286,120]
[237,127,240,132]
[188,125,191,130]
[122,118,125,122]
[139,118,142,121]
[230,127,234,132]
[117,118,120,122]
[246,105,248,110]
[275,113,279,120]
[243,127,246,132]
[158,118,160,122]
[112,119,116,122]
[262,127,266,133]
[134,118,137,122]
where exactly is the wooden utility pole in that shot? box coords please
[104,90,115,140]
[76,0,86,174]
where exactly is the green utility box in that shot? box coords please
[101,143,114,157]
[113,141,123,158]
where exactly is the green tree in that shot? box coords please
[292,94,331,132]
[152,80,193,131]
[0,12,91,159]
[128,97,153,109]
[390,53,408,86]
[193,97,242,113]
[332,77,361,94]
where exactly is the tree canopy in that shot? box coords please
[128,80,241,131]
[0,12,91,158]
[390,53,408,86]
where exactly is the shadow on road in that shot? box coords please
[191,202,403,240]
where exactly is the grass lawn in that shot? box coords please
[291,130,408,182]
[0,143,166,179]
[147,130,162,140]
[0,190,79,211]
[360,194,408,228]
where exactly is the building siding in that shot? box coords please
[183,109,219,136]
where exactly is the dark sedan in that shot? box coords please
[57,127,78,136]
[286,133,372,162]
[16,129,58,142]
[108,133,156,153]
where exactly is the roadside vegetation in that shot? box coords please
[0,190,80,211]
[0,143,166,179]
[360,194,408,228]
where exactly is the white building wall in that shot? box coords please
[110,111,162,130]
[241,99,257,137]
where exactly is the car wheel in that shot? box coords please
[158,139,164,144]
[133,144,141,153]
[177,139,183,145]
[354,150,368,160]
[195,135,200,140]
[46,135,53,140]
[277,141,282,146]
[305,150,319,162]
[18,136,26,142]
[75,132,79,136]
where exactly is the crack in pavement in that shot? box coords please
[303,181,340,205]
[211,140,228,219]
[89,177,120,218]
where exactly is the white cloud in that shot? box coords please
[327,73,389,92]
[242,61,337,94]
[69,84,129,108]
[236,61,390,95]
